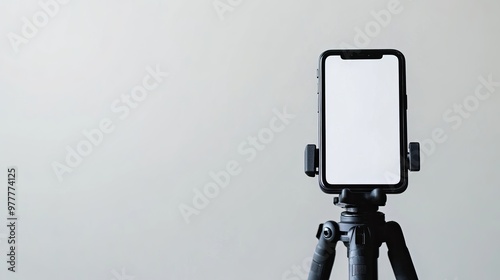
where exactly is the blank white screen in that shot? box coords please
[325,55,400,185]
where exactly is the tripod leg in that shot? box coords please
[308,221,339,280]
[347,226,378,280]
[384,221,418,280]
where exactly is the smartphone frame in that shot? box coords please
[318,49,408,194]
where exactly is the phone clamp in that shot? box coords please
[304,142,420,178]
[304,144,319,177]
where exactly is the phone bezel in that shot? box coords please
[318,49,408,194]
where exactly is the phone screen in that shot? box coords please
[321,51,405,190]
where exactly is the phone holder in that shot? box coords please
[304,142,420,178]
[303,142,420,280]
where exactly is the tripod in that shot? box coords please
[305,145,419,280]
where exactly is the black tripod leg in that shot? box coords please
[384,221,418,280]
[308,221,339,280]
[347,226,378,280]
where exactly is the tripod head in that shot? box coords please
[334,188,386,212]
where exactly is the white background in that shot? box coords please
[0,0,499,279]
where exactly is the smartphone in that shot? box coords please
[318,49,408,194]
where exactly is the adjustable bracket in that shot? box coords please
[407,142,420,171]
[304,142,420,177]
[304,144,319,177]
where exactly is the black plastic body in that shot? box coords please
[318,49,408,194]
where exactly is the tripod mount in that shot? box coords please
[304,144,419,280]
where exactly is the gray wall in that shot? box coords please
[0,0,498,279]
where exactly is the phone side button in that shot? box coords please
[317,96,320,113]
